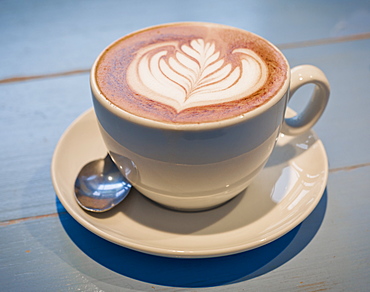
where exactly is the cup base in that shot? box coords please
[135,187,247,212]
[132,166,263,212]
[142,193,238,212]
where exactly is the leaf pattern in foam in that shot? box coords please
[126,38,268,112]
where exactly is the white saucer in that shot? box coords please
[51,108,328,258]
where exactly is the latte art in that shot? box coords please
[95,23,288,123]
[127,39,268,112]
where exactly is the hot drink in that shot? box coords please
[91,22,329,210]
[95,22,288,123]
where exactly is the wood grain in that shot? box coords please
[1,0,370,290]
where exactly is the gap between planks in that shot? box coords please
[0,212,67,227]
[1,162,369,227]
[0,32,369,85]
[328,162,370,173]
[278,32,370,50]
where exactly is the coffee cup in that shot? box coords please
[90,22,329,211]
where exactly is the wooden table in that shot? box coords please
[1,0,369,290]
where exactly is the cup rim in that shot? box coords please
[90,21,291,131]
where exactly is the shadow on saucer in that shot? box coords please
[57,188,327,288]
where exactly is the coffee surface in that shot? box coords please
[95,23,288,123]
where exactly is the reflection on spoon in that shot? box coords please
[74,154,131,212]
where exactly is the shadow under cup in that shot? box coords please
[92,93,287,211]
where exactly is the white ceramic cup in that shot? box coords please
[91,23,330,211]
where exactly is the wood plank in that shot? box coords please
[1,0,369,290]
[1,166,369,291]
[1,0,369,80]
[0,75,91,221]
[2,38,369,221]
[282,38,370,170]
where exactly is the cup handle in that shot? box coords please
[281,65,330,136]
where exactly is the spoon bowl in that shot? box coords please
[74,154,131,212]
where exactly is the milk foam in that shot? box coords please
[95,23,288,123]
[127,39,268,112]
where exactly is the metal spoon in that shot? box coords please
[74,154,131,212]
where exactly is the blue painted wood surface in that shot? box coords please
[1,0,370,291]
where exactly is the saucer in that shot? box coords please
[51,108,328,258]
